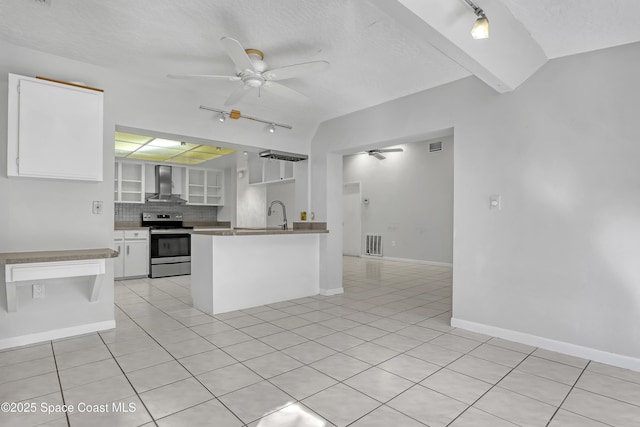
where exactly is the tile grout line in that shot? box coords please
[113,297,248,426]
[95,332,159,427]
[543,360,615,427]
[443,346,538,426]
[49,340,71,427]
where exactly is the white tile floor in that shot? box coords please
[2,256,640,426]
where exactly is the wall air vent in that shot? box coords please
[366,234,383,256]
[429,141,443,152]
[259,150,308,162]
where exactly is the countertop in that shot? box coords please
[192,228,329,236]
[0,248,119,265]
[115,221,231,230]
[114,226,149,231]
[185,221,231,228]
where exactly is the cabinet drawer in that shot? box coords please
[113,231,124,241]
[124,230,148,240]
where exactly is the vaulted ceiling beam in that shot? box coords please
[368,0,548,93]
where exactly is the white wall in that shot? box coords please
[216,165,237,226]
[0,48,116,344]
[311,42,640,369]
[343,138,453,264]
[235,153,267,228]
[266,182,296,228]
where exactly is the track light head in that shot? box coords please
[463,0,489,39]
[268,124,276,134]
[471,16,489,39]
[218,113,226,122]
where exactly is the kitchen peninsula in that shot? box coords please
[191,225,328,314]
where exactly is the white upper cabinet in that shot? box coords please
[186,168,224,206]
[114,161,145,203]
[7,74,104,181]
[248,153,296,185]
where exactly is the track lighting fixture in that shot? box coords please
[463,0,489,39]
[199,105,292,133]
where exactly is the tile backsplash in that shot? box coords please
[115,195,217,223]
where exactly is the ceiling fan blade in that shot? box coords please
[220,37,255,73]
[378,148,404,153]
[263,81,308,102]
[263,60,330,81]
[167,74,241,81]
[372,153,386,160]
[224,84,253,106]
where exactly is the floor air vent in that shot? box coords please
[429,141,443,152]
[366,234,383,256]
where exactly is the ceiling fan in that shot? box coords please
[366,148,404,160]
[167,37,329,106]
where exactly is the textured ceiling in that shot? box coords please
[0,0,470,124]
[501,0,640,58]
[1,0,639,132]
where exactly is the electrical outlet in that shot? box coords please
[92,201,103,214]
[33,284,45,299]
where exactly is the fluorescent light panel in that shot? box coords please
[114,132,235,165]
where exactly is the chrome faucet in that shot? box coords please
[268,200,288,230]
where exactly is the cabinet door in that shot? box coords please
[8,74,103,181]
[124,240,149,277]
[113,242,125,279]
[263,159,281,182]
[282,161,294,180]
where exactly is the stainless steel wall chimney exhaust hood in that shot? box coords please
[259,150,308,162]
[147,165,187,204]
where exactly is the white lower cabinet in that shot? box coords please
[113,230,149,279]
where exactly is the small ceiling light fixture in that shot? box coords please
[463,0,489,39]
[199,105,292,133]
[218,113,226,122]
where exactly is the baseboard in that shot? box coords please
[360,254,453,267]
[319,287,344,296]
[0,320,116,351]
[451,317,640,372]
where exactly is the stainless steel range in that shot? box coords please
[142,212,192,278]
